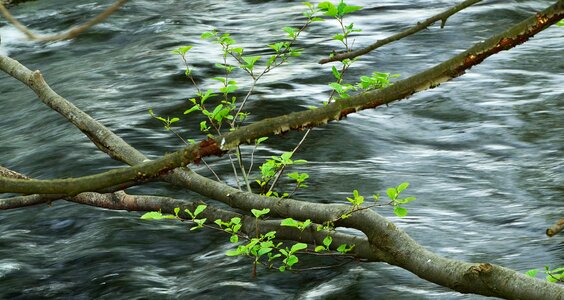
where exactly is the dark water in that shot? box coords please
[1,0,562,299]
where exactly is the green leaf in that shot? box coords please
[230,235,239,243]
[331,66,341,80]
[256,137,268,145]
[397,182,409,194]
[318,2,338,17]
[184,105,200,115]
[396,196,416,204]
[242,56,261,70]
[281,218,299,227]
[200,120,209,132]
[211,104,224,117]
[525,269,539,277]
[323,235,332,247]
[140,211,163,220]
[174,207,180,217]
[315,245,326,252]
[193,204,207,217]
[171,45,193,56]
[201,31,215,39]
[231,47,244,55]
[286,255,299,267]
[226,249,242,256]
[333,33,345,42]
[258,247,273,257]
[290,243,308,253]
[394,206,408,217]
[251,208,270,218]
[342,5,363,15]
[219,85,238,94]
[232,223,242,233]
[329,82,344,93]
[282,27,297,38]
[386,188,398,200]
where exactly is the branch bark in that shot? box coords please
[1,2,563,298]
[319,0,482,64]
[1,1,562,195]
[546,219,564,237]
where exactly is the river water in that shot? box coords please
[0,0,562,299]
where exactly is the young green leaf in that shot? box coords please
[331,66,341,80]
[386,188,398,200]
[281,218,299,227]
[397,182,409,194]
[193,204,207,217]
[318,2,338,17]
[315,245,326,252]
[323,235,332,247]
[394,206,408,217]
[251,208,270,218]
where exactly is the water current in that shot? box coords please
[0,0,562,299]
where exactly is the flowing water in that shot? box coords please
[0,0,562,299]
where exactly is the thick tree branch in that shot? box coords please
[319,0,482,64]
[0,0,128,42]
[0,165,155,210]
[1,3,563,297]
[1,1,562,195]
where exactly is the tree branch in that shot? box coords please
[546,219,564,237]
[0,0,128,42]
[319,0,482,64]
[2,1,562,195]
[1,3,563,297]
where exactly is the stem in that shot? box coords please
[228,153,242,190]
[267,129,311,194]
[170,128,222,182]
[236,146,252,192]
[232,79,257,127]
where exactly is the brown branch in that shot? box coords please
[0,0,128,42]
[0,165,156,210]
[319,0,482,64]
[1,4,563,296]
[2,1,562,195]
[546,219,564,237]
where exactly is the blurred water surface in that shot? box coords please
[0,0,562,299]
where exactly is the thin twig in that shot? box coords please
[267,129,311,193]
[319,0,482,64]
[0,0,129,42]
[236,146,252,192]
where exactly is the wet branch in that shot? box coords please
[0,0,128,42]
